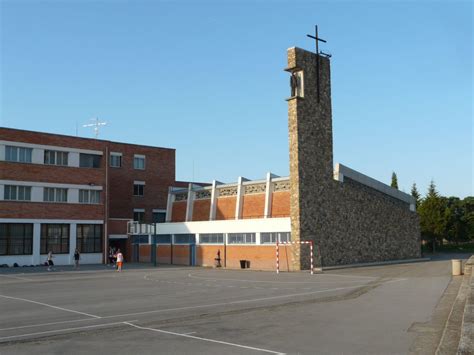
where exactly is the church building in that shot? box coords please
[128,46,421,271]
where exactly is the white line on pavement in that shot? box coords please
[0,321,136,342]
[0,294,101,319]
[124,322,285,355]
[104,284,367,319]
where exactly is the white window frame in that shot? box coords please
[44,150,69,166]
[4,185,32,201]
[43,188,68,203]
[110,152,122,168]
[133,154,146,170]
[227,233,256,244]
[5,146,33,163]
[79,189,100,204]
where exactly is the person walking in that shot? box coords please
[74,248,80,269]
[47,251,54,271]
[116,249,124,272]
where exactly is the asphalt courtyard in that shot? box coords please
[0,255,469,355]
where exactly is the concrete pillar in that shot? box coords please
[70,223,77,265]
[32,223,41,265]
[264,172,278,218]
[209,180,221,221]
[235,177,247,220]
[165,187,175,222]
[185,183,195,222]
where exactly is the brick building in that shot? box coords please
[0,128,175,266]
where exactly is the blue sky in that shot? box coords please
[1,0,472,198]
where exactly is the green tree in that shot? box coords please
[444,197,466,244]
[391,172,399,189]
[418,180,446,252]
[411,183,421,210]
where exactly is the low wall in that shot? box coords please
[458,256,474,354]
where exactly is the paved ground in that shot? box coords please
[0,254,471,354]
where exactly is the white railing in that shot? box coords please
[127,221,156,235]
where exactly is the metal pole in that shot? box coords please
[276,240,280,274]
[152,225,157,267]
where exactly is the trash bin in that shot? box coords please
[452,259,463,276]
[240,260,247,269]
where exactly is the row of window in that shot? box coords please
[0,223,103,256]
[3,185,100,204]
[134,232,291,245]
[5,145,147,170]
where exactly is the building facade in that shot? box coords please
[128,46,421,271]
[0,128,175,266]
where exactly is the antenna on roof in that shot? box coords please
[83,117,107,139]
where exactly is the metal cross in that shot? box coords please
[307,25,327,103]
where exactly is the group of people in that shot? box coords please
[108,247,124,272]
[45,247,124,272]
[46,248,81,271]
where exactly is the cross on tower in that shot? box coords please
[307,25,328,103]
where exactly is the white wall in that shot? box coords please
[0,219,104,267]
[155,217,291,235]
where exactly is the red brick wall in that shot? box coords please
[0,161,106,186]
[107,141,175,222]
[0,201,104,220]
[157,245,171,264]
[241,194,265,219]
[216,197,236,220]
[196,245,290,271]
[173,245,190,265]
[171,201,187,222]
[192,199,210,221]
[108,219,129,235]
[271,191,290,218]
[139,245,151,263]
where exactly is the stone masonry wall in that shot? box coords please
[287,47,420,268]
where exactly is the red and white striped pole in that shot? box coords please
[276,240,280,274]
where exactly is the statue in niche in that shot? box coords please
[290,70,304,98]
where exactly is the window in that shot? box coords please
[79,153,101,168]
[44,150,68,166]
[5,146,32,163]
[174,234,195,244]
[4,185,31,201]
[77,224,102,253]
[79,190,100,204]
[228,233,256,244]
[199,233,224,244]
[133,183,144,196]
[133,211,145,222]
[152,211,166,223]
[261,232,291,244]
[43,188,68,202]
[133,155,145,170]
[40,224,69,254]
[132,235,149,244]
[110,153,122,168]
[155,234,171,244]
[0,224,33,255]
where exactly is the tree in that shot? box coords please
[391,172,399,189]
[411,183,421,210]
[418,180,446,252]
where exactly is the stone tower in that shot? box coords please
[286,47,333,270]
[286,47,420,270]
